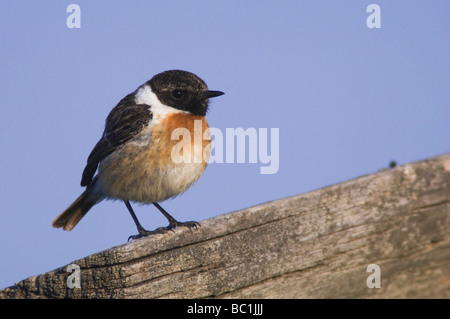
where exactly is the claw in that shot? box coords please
[128,221,200,240]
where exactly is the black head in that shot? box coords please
[148,70,224,116]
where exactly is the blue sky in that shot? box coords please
[0,1,449,289]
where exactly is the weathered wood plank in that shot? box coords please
[1,153,450,298]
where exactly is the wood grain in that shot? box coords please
[1,153,450,298]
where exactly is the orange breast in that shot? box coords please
[151,113,211,167]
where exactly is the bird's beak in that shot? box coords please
[206,90,225,98]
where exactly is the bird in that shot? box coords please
[52,70,224,239]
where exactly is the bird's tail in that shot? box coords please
[52,185,104,231]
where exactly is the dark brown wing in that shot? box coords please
[80,93,153,187]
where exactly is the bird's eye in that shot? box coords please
[172,89,184,99]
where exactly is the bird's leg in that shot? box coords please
[125,200,153,240]
[126,201,200,240]
[153,202,200,231]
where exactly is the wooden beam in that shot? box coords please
[1,153,450,298]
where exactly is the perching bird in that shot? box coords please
[52,70,224,239]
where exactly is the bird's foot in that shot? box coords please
[128,220,200,241]
[167,220,200,232]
